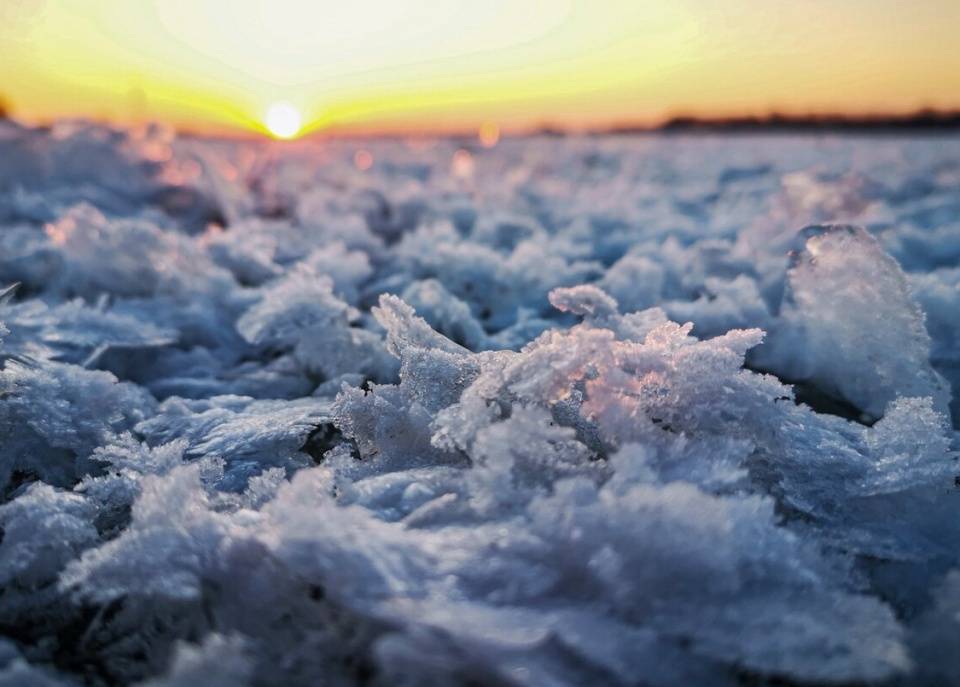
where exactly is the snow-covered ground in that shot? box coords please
[1,119,959,686]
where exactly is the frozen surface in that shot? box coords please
[0,118,959,685]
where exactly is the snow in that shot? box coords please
[0,119,958,685]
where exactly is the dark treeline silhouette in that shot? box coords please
[600,109,960,135]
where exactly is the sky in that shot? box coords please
[2,0,959,137]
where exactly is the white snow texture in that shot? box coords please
[0,118,958,686]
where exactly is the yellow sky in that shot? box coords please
[2,0,959,136]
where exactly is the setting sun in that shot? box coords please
[265,102,302,139]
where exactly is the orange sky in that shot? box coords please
[2,0,959,137]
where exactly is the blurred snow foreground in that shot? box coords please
[0,119,959,687]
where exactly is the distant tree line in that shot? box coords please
[597,109,960,135]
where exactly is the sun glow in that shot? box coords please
[1,1,958,136]
[265,102,302,139]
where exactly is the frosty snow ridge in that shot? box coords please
[0,118,958,686]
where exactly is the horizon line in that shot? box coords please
[4,107,960,141]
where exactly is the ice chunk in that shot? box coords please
[756,224,951,420]
[135,396,330,490]
[401,279,488,350]
[138,634,252,687]
[61,463,224,602]
[0,483,97,587]
[43,204,232,299]
[0,359,156,490]
[238,266,395,381]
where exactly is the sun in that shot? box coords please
[265,102,302,139]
